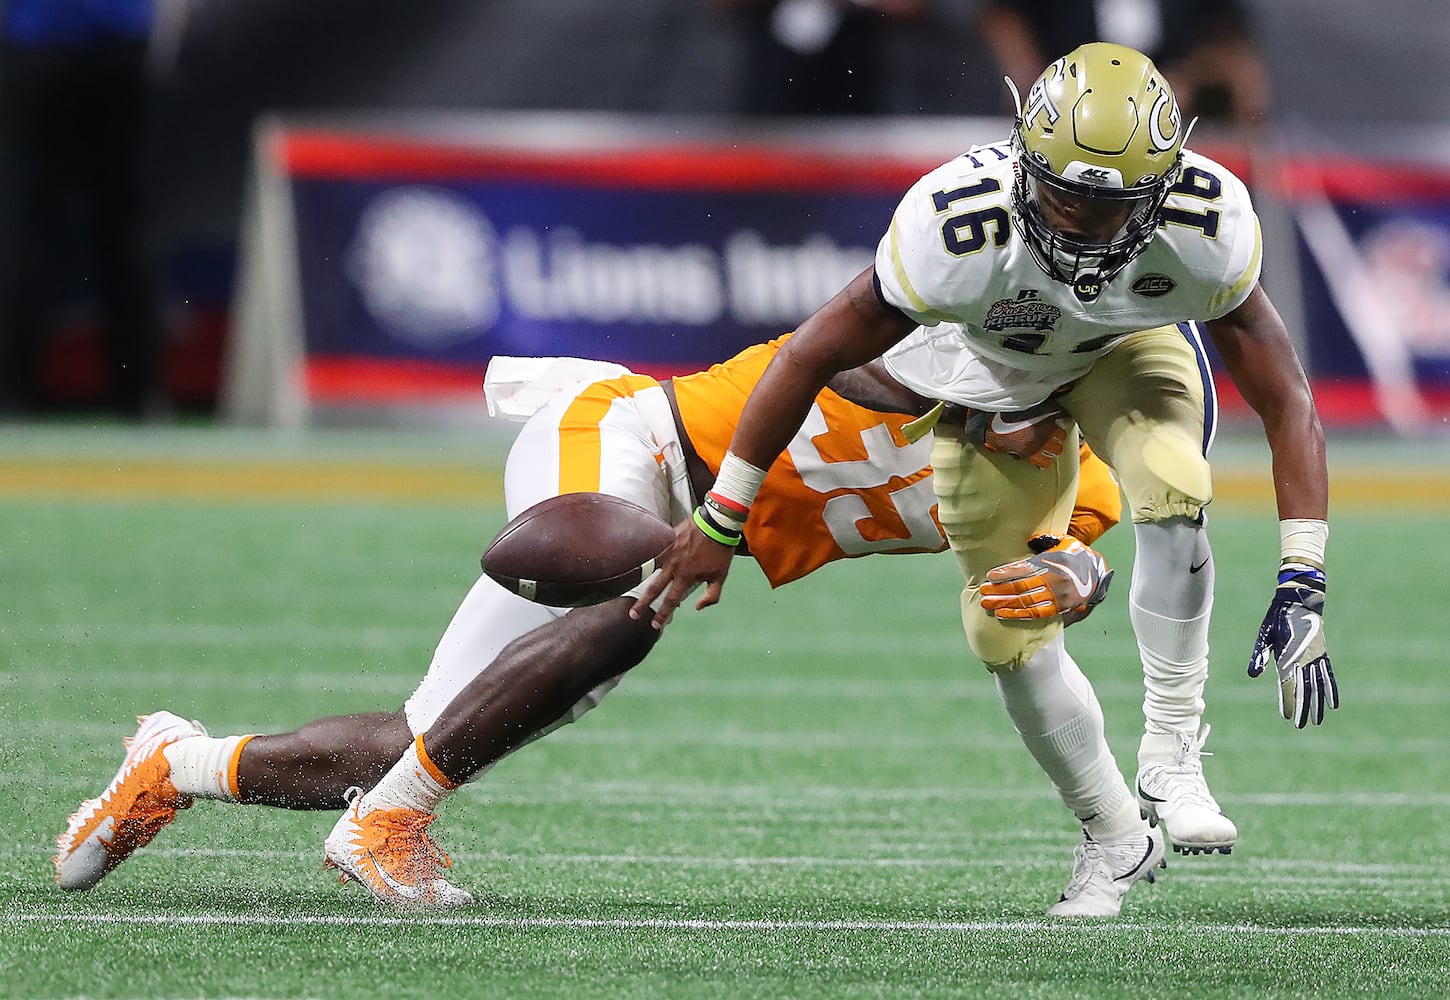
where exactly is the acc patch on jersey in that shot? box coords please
[1131,274,1177,297]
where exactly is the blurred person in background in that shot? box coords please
[977,0,1270,125]
[717,0,926,115]
[0,0,176,419]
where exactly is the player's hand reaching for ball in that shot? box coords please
[630,515,736,629]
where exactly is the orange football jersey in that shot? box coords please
[673,338,1120,587]
[679,338,936,586]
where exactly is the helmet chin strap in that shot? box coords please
[1063,254,1104,290]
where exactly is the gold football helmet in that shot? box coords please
[1008,42,1187,297]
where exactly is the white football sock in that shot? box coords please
[995,634,1142,844]
[164,734,254,801]
[1130,517,1214,739]
[363,735,457,814]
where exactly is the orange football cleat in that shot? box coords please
[54,711,204,890]
[323,789,473,909]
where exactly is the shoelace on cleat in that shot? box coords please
[1060,840,1105,898]
[1145,725,1220,811]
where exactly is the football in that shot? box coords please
[482,492,675,607]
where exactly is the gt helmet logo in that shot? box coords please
[1148,88,1182,153]
[1022,57,1065,128]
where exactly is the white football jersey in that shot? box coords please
[875,141,1262,410]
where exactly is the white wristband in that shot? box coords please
[711,451,768,511]
[1279,518,1328,569]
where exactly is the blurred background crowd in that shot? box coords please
[0,0,1446,422]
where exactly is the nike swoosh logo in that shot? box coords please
[1280,612,1322,669]
[989,414,1045,435]
[1189,559,1209,574]
[366,849,424,900]
[1044,554,1094,600]
[1114,841,1158,883]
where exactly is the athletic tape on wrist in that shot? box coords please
[1279,518,1328,570]
[712,451,767,512]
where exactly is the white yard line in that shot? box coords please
[7,843,1447,880]
[3,911,1446,938]
[10,772,1450,807]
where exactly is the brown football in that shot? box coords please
[482,493,674,607]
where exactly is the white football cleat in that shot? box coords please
[1047,826,1166,918]
[54,711,205,891]
[324,789,473,909]
[1136,724,1238,855]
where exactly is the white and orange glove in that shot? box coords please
[980,534,1114,626]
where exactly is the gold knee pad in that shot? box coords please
[962,588,1063,672]
[1113,419,1212,523]
[931,428,1075,672]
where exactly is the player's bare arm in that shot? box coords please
[826,358,938,416]
[730,266,921,469]
[1206,281,1337,726]
[631,266,918,628]
[1203,282,1328,521]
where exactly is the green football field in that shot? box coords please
[2,423,1448,999]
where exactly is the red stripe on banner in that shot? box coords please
[1216,375,1450,425]
[305,357,485,403]
[311,355,1450,427]
[305,355,693,404]
[1278,156,1450,203]
[281,130,938,193]
[276,128,1450,202]
[1190,145,1251,182]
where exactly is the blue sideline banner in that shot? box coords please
[224,115,1450,429]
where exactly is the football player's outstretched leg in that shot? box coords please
[53,569,651,901]
[54,708,417,890]
[322,595,658,907]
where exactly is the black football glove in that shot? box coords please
[1247,566,1338,727]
